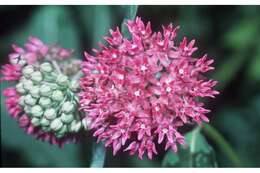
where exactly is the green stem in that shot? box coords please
[202,124,243,167]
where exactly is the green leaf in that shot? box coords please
[162,127,217,167]
[246,43,260,82]
[90,142,106,167]
[1,81,83,167]
[121,5,138,38]
[224,19,258,50]
[73,6,114,48]
[212,53,245,90]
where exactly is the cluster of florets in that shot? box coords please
[80,17,219,159]
[1,37,86,146]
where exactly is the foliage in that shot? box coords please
[162,127,217,167]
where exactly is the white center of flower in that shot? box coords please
[112,54,117,58]
[118,74,124,80]
[184,47,189,51]
[131,44,137,49]
[179,69,184,75]
[141,65,148,71]
[165,78,171,84]
[180,108,185,113]
[162,128,168,134]
[166,86,172,92]
[158,41,164,46]
[140,124,146,129]
[134,90,141,96]
[141,30,146,35]
[111,85,115,90]
[155,106,160,112]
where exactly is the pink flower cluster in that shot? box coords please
[80,17,219,159]
[1,37,75,147]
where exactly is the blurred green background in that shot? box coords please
[1,5,260,167]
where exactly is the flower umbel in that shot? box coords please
[1,36,85,147]
[80,17,219,159]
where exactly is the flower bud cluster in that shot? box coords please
[16,62,84,138]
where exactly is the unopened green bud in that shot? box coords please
[18,96,25,107]
[40,62,53,73]
[31,117,40,126]
[17,58,27,66]
[40,84,52,96]
[44,108,57,120]
[30,85,40,98]
[61,101,74,113]
[56,125,67,137]
[24,106,31,114]
[31,71,43,83]
[42,126,51,132]
[69,80,80,91]
[70,121,82,132]
[50,119,63,131]
[60,113,74,124]
[31,105,43,117]
[24,94,37,106]
[51,90,64,101]
[23,80,34,91]
[22,65,34,77]
[16,82,26,94]
[39,97,51,108]
[40,118,50,126]
[56,74,68,86]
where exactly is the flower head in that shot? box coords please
[1,36,85,147]
[80,17,219,159]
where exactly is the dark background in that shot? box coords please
[1,5,260,167]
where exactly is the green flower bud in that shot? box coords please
[70,120,82,132]
[51,90,64,101]
[42,126,51,132]
[40,84,52,96]
[30,85,40,98]
[69,80,80,92]
[24,94,37,106]
[40,118,50,126]
[18,96,25,107]
[56,125,67,138]
[31,117,40,126]
[23,80,34,91]
[17,58,27,66]
[56,74,68,86]
[24,106,31,114]
[16,82,26,94]
[61,101,74,113]
[44,108,57,120]
[60,113,74,124]
[39,97,52,108]
[31,71,43,83]
[22,65,34,78]
[40,62,53,73]
[50,119,63,131]
[31,105,43,117]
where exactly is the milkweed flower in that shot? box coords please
[1,36,87,147]
[80,17,219,159]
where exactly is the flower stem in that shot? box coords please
[202,124,243,167]
[51,60,62,74]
